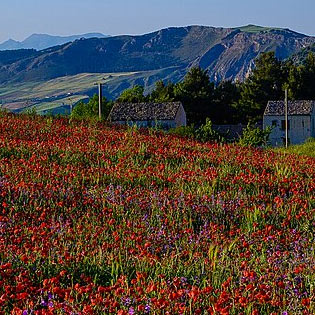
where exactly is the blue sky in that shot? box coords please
[0,0,314,42]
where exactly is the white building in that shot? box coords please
[108,102,186,129]
[263,100,315,146]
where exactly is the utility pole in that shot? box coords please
[68,97,73,114]
[285,88,289,148]
[98,83,103,120]
[94,79,106,120]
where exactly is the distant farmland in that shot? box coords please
[0,67,183,114]
[0,72,136,114]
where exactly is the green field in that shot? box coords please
[0,67,182,114]
[237,24,284,33]
[25,95,89,115]
[0,72,137,114]
[275,138,315,157]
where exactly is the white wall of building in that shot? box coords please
[175,104,187,127]
[311,112,315,138]
[264,115,312,146]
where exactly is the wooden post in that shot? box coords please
[69,98,73,114]
[285,89,288,148]
[98,83,102,119]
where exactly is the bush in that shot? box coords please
[71,94,113,120]
[196,118,225,143]
[239,123,272,147]
[168,124,196,138]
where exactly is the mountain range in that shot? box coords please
[1,25,314,84]
[0,33,108,51]
[0,25,314,113]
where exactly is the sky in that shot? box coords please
[0,0,314,42]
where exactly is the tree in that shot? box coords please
[195,118,225,143]
[282,59,303,100]
[117,85,146,103]
[235,52,284,122]
[174,67,214,124]
[212,81,240,124]
[71,94,112,120]
[299,52,315,99]
[149,80,175,102]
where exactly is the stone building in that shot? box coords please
[263,100,315,146]
[108,102,186,129]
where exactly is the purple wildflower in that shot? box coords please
[145,304,151,313]
[41,300,48,307]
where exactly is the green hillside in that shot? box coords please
[0,68,184,114]
[236,24,284,33]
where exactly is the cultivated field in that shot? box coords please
[0,67,182,115]
[0,73,136,114]
[0,113,314,314]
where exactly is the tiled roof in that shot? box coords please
[264,100,315,116]
[108,102,182,121]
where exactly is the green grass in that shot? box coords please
[0,72,137,102]
[0,68,181,114]
[25,95,89,115]
[274,138,315,157]
[236,24,284,33]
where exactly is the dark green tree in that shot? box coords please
[235,52,284,122]
[174,67,214,124]
[282,52,315,100]
[299,52,315,99]
[71,94,112,120]
[282,60,302,99]
[117,85,146,103]
[149,80,175,102]
[212,81,241,124]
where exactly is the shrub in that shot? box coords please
[168,124,196,138]
[239,123,272,147]
[196,118,225,143]
[71,94,113,120]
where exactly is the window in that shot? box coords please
[281,120,290,131]
[272,120,278,127]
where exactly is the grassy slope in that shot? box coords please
[0,67,184,114]
[275,138,315,158]
[236,25,284,33]
[0,72,136,101]
[26,95,89,115]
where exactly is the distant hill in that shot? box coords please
[0,25,314,86]
[0,33,109,51]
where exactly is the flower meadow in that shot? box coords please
[0,113,314,315]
